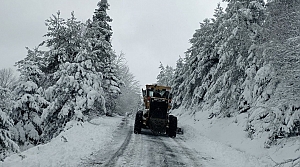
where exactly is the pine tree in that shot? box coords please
[157,62,166,85]
[0,76,19,160]
[171,0,267,115]
[164,65,174,86]
[12,48,49,149]
[0,69,17,117]
[0,87,13,115]
[264,0,300,42]
[40,11,109,141]
[0,108,19,161]
[246,0,300,145]
[103,54,122,115]
[171,0,299,146]
[85,0,121,115]
[0,79,19,160]
[171,56,185,109]
[176,18,215,109]
[42,11,68,76]
[157,62,174,86]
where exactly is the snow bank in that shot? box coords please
[0,116,123,167]
[173,108,300,167]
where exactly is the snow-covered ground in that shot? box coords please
[0,116,123,167]
[172,108,300,167]
[1,109,299,167]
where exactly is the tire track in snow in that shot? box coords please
[103,125,133,167]
[80,117,132,167]
[81,118,205,167]
[115,129,172,167]
[115,129,204,167]
[116,132,144,167]
[120,129,199,167]
[170,137,204,167]
[146,135,170,167]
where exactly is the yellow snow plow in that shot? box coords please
[134,84,177,137]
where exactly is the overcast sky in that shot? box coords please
[0,0,226,86]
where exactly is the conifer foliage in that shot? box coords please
[0,108,19,161]
[170,0,300,146]
[156,62,174,87]
[12,48,48,149]
[0,87,19,161]
[170,56,185,109]
[0,0,135,160]
[86,0,121,115]
[9,0,122,144]
[40,11,107,140]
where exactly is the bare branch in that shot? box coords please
[0,68,17,88]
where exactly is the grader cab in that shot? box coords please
[134,84,177,137]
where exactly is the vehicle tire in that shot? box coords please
[134,110,143,134]
[166,127,169,135]
[168,115,177,138]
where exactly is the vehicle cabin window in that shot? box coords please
[147,88,170,98]
[142,89,146,97]
[148,90,154,97]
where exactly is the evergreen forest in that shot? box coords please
[0,0,141,160]
[0,0,299,162]
[157,0,300,148]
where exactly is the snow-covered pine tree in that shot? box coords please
[174,18,215,109]
[0,79,19,160]
[156,62,174,86]
[12,48,49,149]
[157,62,166,85]
[229,0,267,113]
[39,11,81,140]
[171,56,185,109]
[246,0,300,146]
[171,0,299,146]
[204,0,265,117]
[171,0,266,116]
[194,4,226,113]
[264,0,299,42]
[0,108,19,161]
[39,11,109,141]
[164,65,174,87]
[85,0,121,116]
[0,87,14,115]
[103,54,122,116]
[0,69,17,117]
[207,0,264,114]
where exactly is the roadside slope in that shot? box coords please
[172,108,300,167]
[0,116,123,167]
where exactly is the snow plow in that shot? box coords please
[134,84,177,137]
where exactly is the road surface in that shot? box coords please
[80,117,206,167]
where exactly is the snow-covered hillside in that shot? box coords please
[172,108,300,167]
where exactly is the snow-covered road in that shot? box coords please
[3,114,290,167]
[81,117,204,167]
